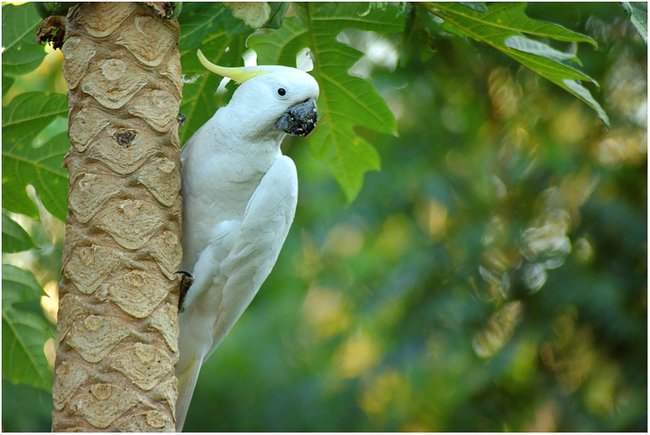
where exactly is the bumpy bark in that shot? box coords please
[52,3,182,431]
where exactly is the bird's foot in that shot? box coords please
[176,270,194,312]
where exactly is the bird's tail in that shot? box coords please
[175,356,202,431]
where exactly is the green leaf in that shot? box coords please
[2,4,47,77]
[621,2,647,44]
[2,133,70,221]
[3,76,15,96]
[425,2,610,127]
[264,3,290,29]
[178,2,249,52]
[178,3,253,144]
[2,264,52,391]
[2,264,44,305]
[249,3,406,201]
[562,79,610,129]
[3,110,70,221]
[3,310,52,391]
[2,92,68,148]
[504,35,578,63]
[2,92,69,219]
[2,212,36,253]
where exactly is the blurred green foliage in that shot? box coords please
[2,2,647,432]
[184,3,647,431]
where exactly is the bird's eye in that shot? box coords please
[277,88,286,96]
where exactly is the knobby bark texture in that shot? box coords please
[52,3,182,431]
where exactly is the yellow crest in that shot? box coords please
[197,49,270,84]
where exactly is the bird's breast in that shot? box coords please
[181,152,276,268]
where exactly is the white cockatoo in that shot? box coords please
[175,50,319,430]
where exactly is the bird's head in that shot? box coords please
[198,50,319,138]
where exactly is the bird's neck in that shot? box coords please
[212,109,286,155]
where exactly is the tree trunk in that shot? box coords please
[51,3,182,431]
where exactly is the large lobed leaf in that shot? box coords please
[178,3,294,144]
[178,3,254,144]
[249,3,406,201]
[424,2,610,127]
[621,2,647,44]
[2,3,47,77]
[2,93,69,221]
[2,264,53,391]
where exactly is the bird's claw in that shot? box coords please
[176,270,194,312]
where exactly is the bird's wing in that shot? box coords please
[181,220,240,311]
[175,219,239,430]
[206,155,298,359]
[175,156,297,430]
[175,353,202,431]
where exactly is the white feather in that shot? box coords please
[175,65,318,431]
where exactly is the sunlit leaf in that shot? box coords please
[2,3,46,77]
[2,126,70,220]
[2,264,52,391]
[460,2,487,13]
[2,264,44,305]
[425,2,610,127]
[2,92,68,149]
[562,79,610,130]
[504,35,578,63]
[250,3,406,201]
[621,2,647,44]
[2,93,68,220]
[2,212,36,253]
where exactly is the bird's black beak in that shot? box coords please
[276,99,318,137]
